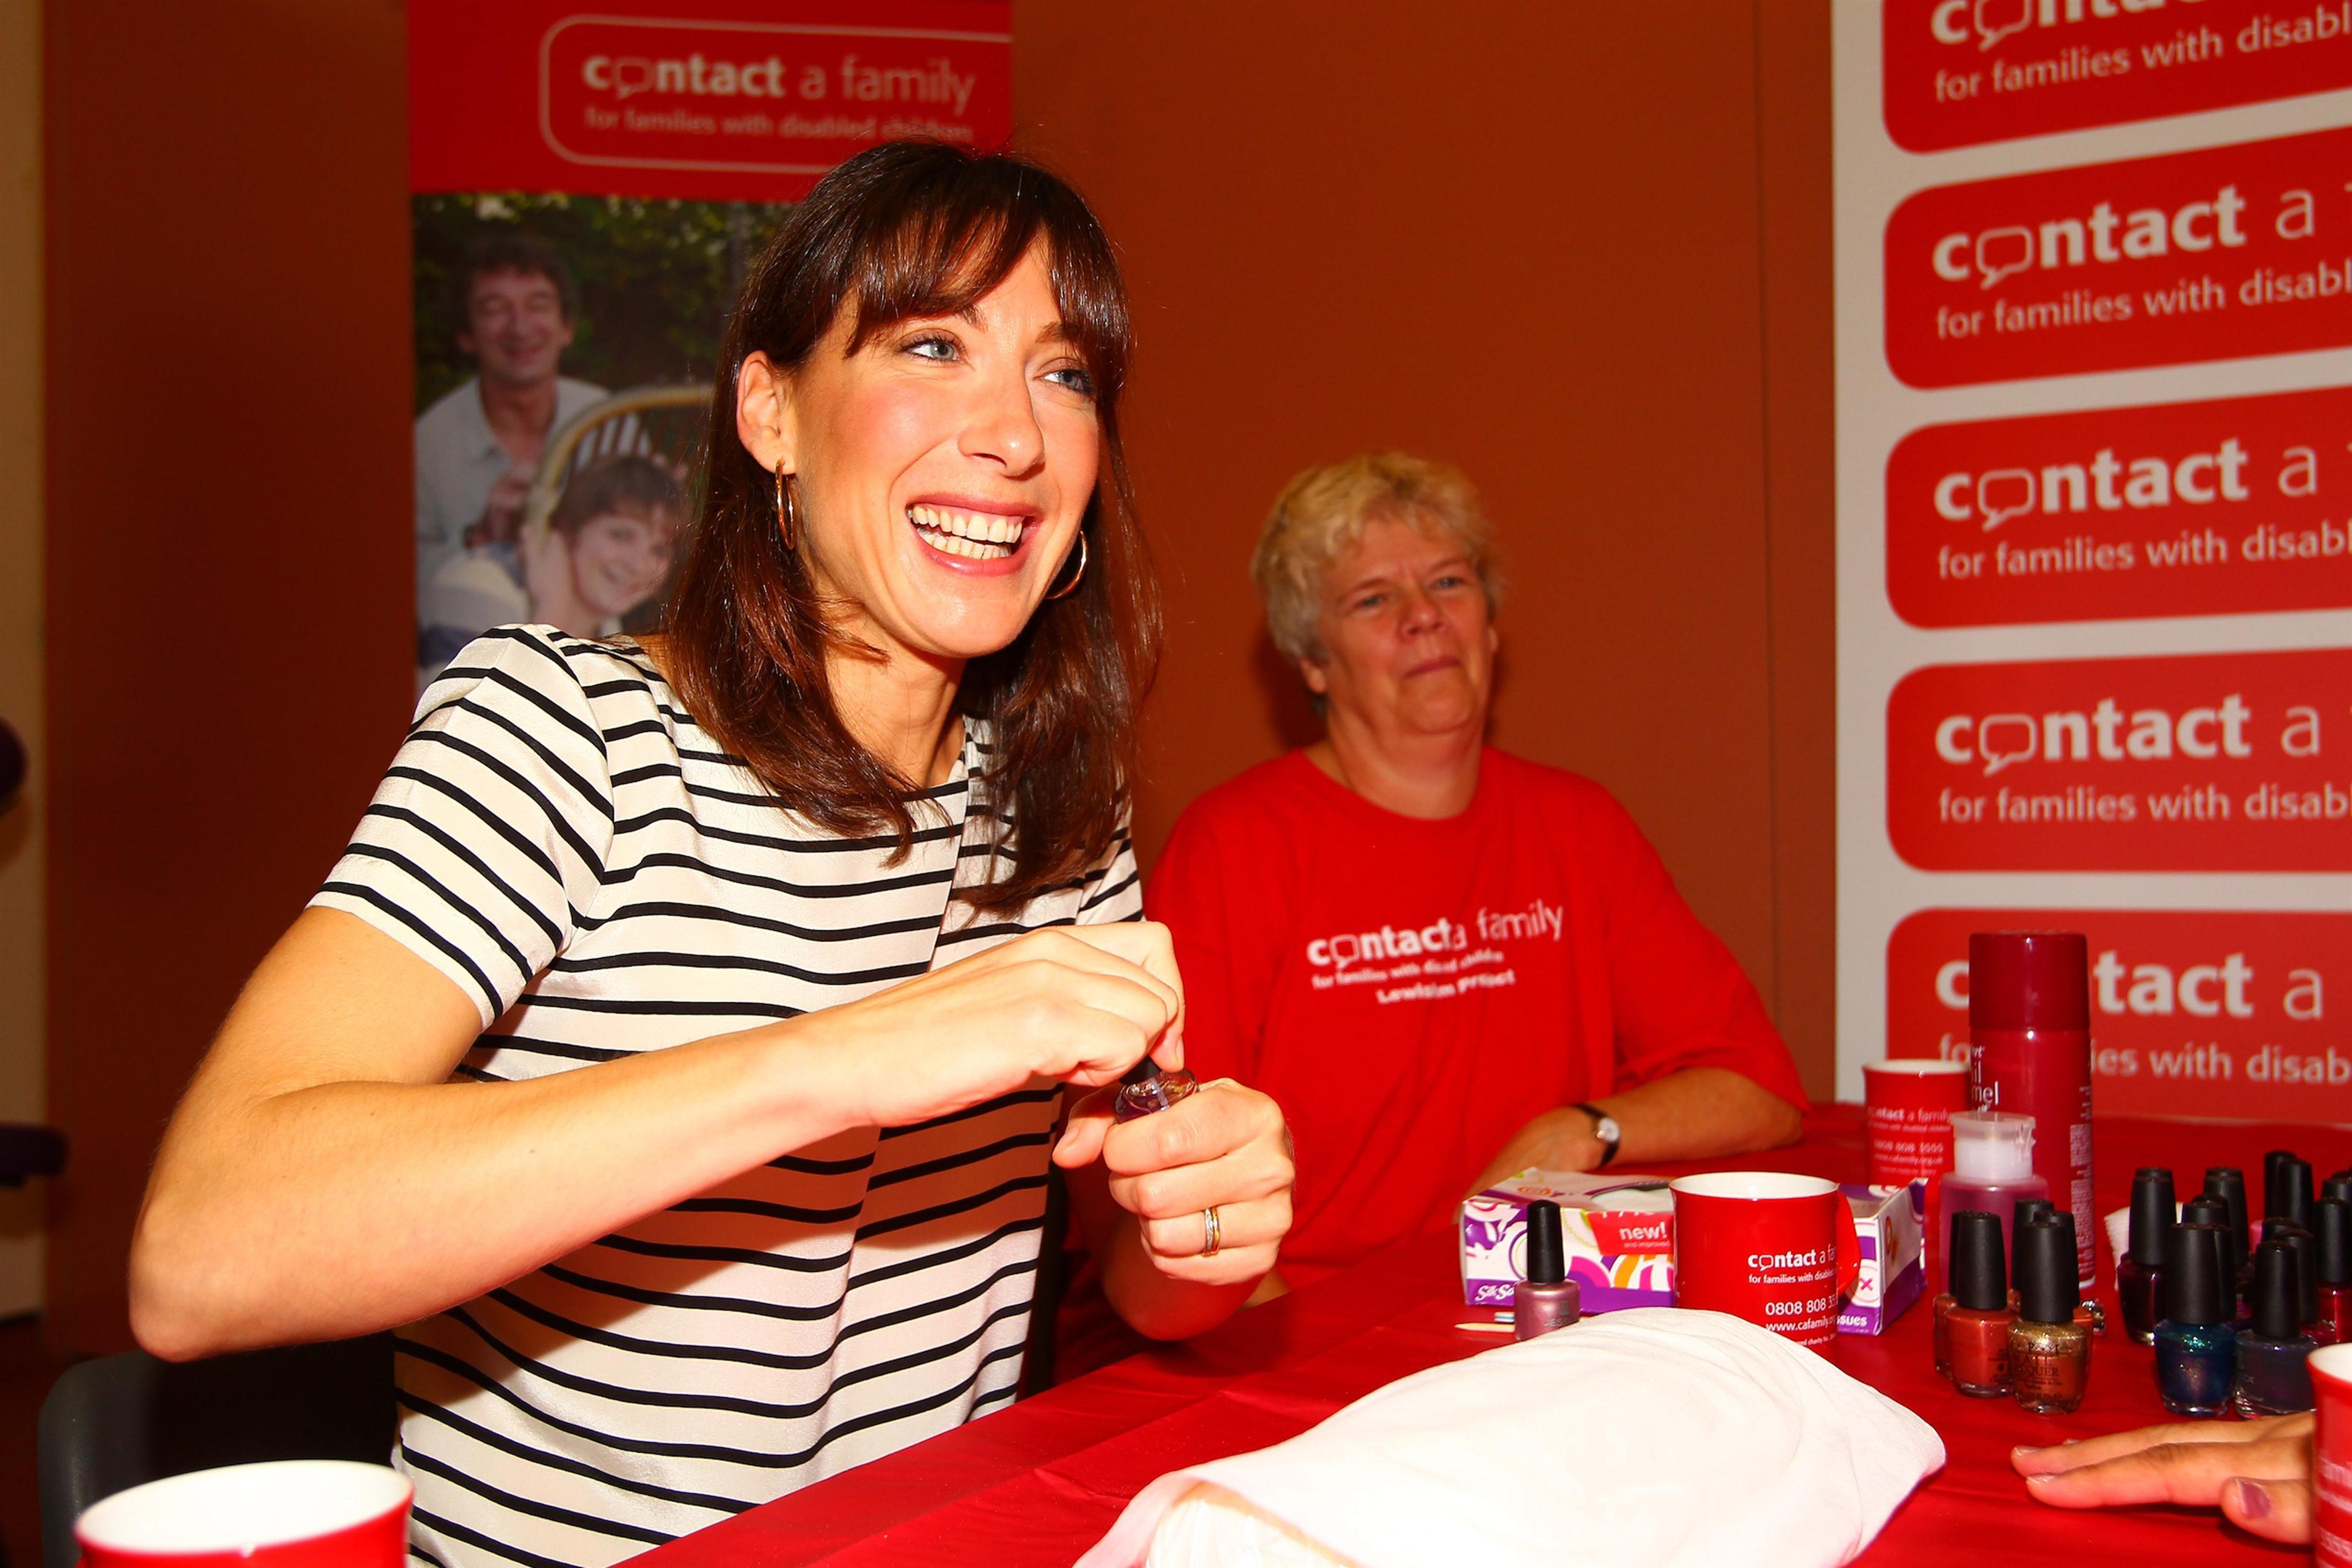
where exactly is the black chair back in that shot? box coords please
[36,1336,396,1568]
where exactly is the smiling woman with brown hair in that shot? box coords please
[126,143,1294,1568]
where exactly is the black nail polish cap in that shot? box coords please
[2324,1171,2352,1208]
[2017,1216,2078,1325]
[2129,1168,2176,1266]
[1120,1057,1163,1086]
[2167,1222,2228,1327]
[2205,1168,2250,1271]
[2251,1239,2304,1341]
[2319,1199,2352,1288]
[1952,1210,2006,1312]
[2265,1150,2297,1214]
[2279,1158,2317,1232]
[2272,1222,2319,1323]
[1525,1199,1565,1286]
[2014,1196,2055,1232]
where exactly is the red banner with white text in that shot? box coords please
[1837,1,2352,1125]
[405,2,1011,686]
[1888,908,2352,1123]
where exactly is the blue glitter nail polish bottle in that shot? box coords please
[2154,1222,2237,1419]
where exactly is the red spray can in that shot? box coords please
[1969,931,2095,1290]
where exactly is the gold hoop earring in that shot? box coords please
[1045,529,1087,600]
[774,460,798,551]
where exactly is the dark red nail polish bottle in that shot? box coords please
[2316,1199,2352,1346]
[2119,1167,2174,1346]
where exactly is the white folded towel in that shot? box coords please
[1077,1308,1945,1568]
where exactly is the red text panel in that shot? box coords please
[1888,906,2352,1124]
[1887,647,2352,871]
[1883,0,2352,154]
[1887,383,2352,627]
[1886,125,2352,388]
[412,0,1012,200]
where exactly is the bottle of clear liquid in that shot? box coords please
[1933,1111,2050,1295]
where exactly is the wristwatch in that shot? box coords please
[1572,1102,1621,1170]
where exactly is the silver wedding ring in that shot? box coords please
[1201,1205,1223,1258]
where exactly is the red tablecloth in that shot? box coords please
[632,1108,2342,1565]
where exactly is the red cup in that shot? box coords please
[1863,1057,1971,1187]
[2312,1343,2352,1565]
[76,1460,410,1567]
[1670,1172,1864,1352]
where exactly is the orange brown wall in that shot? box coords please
[41,0,1834,1353]
[1014,3,1838,1075]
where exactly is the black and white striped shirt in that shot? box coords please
[311,626,1141,1568]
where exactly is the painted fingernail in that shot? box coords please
[2012,1444,2040,1458]
[2023,1471,2055,1486]
[2236,1480,2272,1521]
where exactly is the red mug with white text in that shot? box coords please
[1671,1172,1863,1352]
[77,1460,410,1568]
[2311,1343,2352,1566]
[1863,1057,1971,1188]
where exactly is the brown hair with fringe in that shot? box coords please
[661,142,1159,913]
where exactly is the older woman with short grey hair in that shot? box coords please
[1146,450,1806,1292]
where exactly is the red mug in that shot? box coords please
[1670,1172,1863,1352]
[2312,1343,2352,1565]
[77,1460,410,1567]
[1863,1057,1971,1187]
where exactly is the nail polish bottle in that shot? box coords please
[2267,1151,2315,1234]
[1513,1199,1581,1341]
[1946,1210,2014,1399]
[1937,1111,2048,1298]
[2154,1222,2237,1418]
[2204,1168,2251,1301]
[2271,1220,2321,1339]
[1933,1208,1963,1378]
[2324,1170,2352,1208]
[2315,1199,2352,1347]
[2119,1166,2176,1346]
[2010,1217,2089,1414]
[2233,1237,2316,1417]
[1112,1058,1200,1122]
[2009,1197,2053,1311]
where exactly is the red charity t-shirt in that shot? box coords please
[1147,748,1807,1286]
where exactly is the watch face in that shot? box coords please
[1596,1116,1621,1143]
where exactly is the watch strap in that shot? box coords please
[1571,1101,1620,1170]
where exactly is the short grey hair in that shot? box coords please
[1249,452,1503,664]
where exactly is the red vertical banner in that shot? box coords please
[405,2,1011,686]
[1838,1,2352,1126]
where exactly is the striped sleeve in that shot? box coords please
[1076,816,1142,926]
[313,627,615,1026]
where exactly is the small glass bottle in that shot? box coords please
[1112,1059,1200,1122]
[1935,1111,2048,1297]
[1513,1199,1581,1341]
[2315,1198,2352,1347]
[2154,1221,2237,1418]
[2119,1167,2175,1346]
[2234,1237,2316,1417]
[2203,1168,2251,1304]
[1945,1209,2013,1399]
[2010,1215,2089,1414]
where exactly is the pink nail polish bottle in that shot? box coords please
[1514,1199,1581,1340]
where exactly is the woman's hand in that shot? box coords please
[2013,1412,2314,1544]
[802,923,1185,1131]
[1053,1078,1294,1290]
